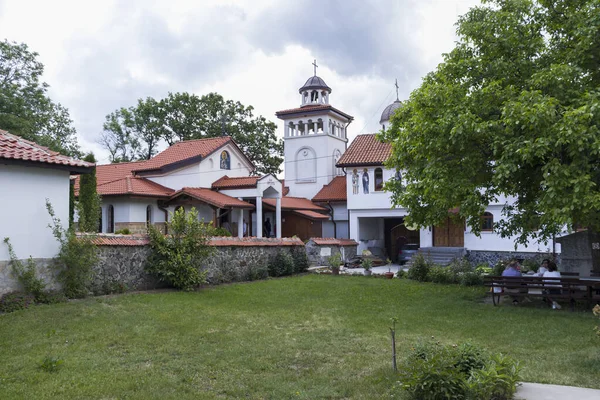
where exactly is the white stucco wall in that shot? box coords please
[347,166,397,210]
[0,165,70,260]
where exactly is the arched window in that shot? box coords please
[374,168,384,191]
[220,151,230,170]
[146,205,152,227]
[107,205,114,233]
[481,212,494,232]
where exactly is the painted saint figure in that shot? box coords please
[362,168,369,194]
[220,151,230,170]
[352,169,359,194]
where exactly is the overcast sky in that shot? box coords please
[0,0,480,164]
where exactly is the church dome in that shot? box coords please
[299,76,332,93]
[379,100,402,123]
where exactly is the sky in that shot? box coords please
[0,0,481,164]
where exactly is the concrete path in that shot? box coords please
[516,382,600,400]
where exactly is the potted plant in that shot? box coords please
[384,258,395,279]
[328,253,342,275]
[362,258,373,276]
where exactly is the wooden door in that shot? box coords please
[433,217,464,247]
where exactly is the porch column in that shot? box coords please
[256,196,263,238]
[237,205,244,238]
[276,197,282,239]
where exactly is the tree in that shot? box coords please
[381,0,600,245]
[77,153,101,233]
[0,39,81,157]
[101,92,284,175]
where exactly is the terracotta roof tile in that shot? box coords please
[310,238,358,246]
[281,179,290,196]
[262,197,327,211]
[312,176,347,202]
[132,137,233,172]
[293,209,330,220]
[209,237,304,247]
[172,187,255,209]
[97,176,174,197]
[0,129,94,171]
[212,175,259,189]
[73,160,146,194]
[336,134,391,167]
[80,234,150,246]
[275,105,354,120]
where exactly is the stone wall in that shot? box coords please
[466,250,560,268]
[0,258,62,296]
[305,238,358,266]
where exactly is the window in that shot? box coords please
[146,205,152,227]
[481,212,494,232]
[374,168,384,191]
[107,205,114,233]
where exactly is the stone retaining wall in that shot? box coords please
[466,250,560,267]
[0,258,61,296]
[305,238,358,266]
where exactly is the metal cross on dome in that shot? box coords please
[395,79,399,101]
[312,59,318,76]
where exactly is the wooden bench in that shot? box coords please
[483,276,598,311]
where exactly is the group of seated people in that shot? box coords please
[501,259,562,310]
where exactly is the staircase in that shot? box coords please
[406,247,466,267]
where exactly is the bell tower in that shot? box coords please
[275,61,353,199]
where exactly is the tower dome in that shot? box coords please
[299,60,332,107]
[379,100,402,124]
[299,76,332,93]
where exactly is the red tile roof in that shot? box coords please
[209,237,304,247]
[275,104,354,120]
[336,134,392,167]
[281,179,290,196]
[171,187,255,209]
[73,160,146,195]
[97,176,174,197]
[293,209,330,220]
[312,176,347,202]
[310,238,358,246]
[212,175,259,189]
[262,196,327,211]
[0,129,94,171]
[132,137,237,173]
[80,234,151,246]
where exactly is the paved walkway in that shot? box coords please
[516,383,600,400]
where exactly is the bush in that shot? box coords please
[428,266,457,284]
[268,250,295,277]
[248,264,269,281]
[407,253,433,282]
[290,247,310,273]
[0,292,35,313]
[460,271,484,286]
[147,207,214,291]
[3,238,47,301]
[213,227,232,237]
[114,228,131,235]
[397,339,521,400]
[36,290,68,305]
[492,259,511,276]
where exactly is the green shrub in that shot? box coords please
[47,200,98,299]
[428,266,457,284]
[0,292,35,313]
[36,290,68,305]
[407,253,433,282]
[448,258,474,275]
[3,238,47,301]
[492,259,510,276]
[361,257,373,271]
[146,207,214,291]
[114,228,131,235]
[290,247,310,273]
[268,250,295,277]
[213,227,232,237]
[248,264,269,281]
[397,339,521,400]
[460,271,484,286]
[475,264,492,275]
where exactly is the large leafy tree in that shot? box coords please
[0,39,81,156]
[101,92,284,175]
[381,0,600,245]
[77,153,101,233]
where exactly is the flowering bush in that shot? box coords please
[0,292,35,313]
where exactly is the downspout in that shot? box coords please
[342,167,350,239]
[326,201,337,238]
[157,201,169,234]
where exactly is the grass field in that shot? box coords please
[0,275,598,399]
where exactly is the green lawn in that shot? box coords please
[0,275,598,399]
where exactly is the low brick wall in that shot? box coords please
[305,238,358,266]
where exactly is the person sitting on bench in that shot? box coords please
[543,261,562,310]
[502,260,523,305]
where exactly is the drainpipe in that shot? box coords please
[157,201,169,234]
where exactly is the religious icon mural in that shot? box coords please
[220,151,230,170]
[352,169,359,194]
[362,168,370,194]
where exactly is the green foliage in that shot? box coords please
[35,290,68,305]
[114,228,131,235]
[101,92,284,174]
[38,356,64,373]
[381,0,600,246]
[328,253,342,271]
[213,227,232,237]
[3,237,46,301]
[492,259,511,276]
[47,200,99,298]
[0,39,80,156]
[146,207,214,291]
[93,280,128,296]
[268,250,295,277]
[397,340,521,400]
[0,291,35,313]
[428,266,456,284]
[361,257,373,271]
[69,180,75,228]
[593,305,600,338]
[77,153,101,233]
[290,247,310,273]
[407,253,433,282]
